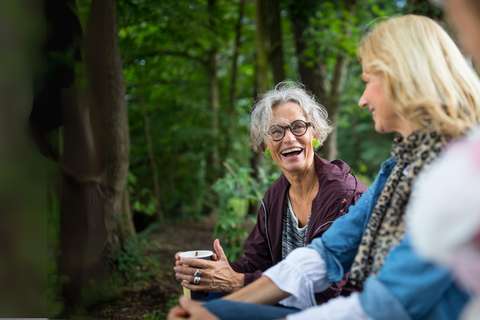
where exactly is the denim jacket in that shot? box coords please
[309,158,470,320]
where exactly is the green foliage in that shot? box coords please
[79,274,124,311]
[143,310,163,320]
[119,0,251,219]
[143,296,178,320]
[213,159,279,261]
[46,170,64,316]
[128,172,157,217]
[116,0,438,227]
[69,234,161,310]
[116,234,161,284]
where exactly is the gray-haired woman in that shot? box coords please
[173,82,365,301]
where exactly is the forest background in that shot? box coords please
[0,0,445,319]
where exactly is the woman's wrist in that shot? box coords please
[231,272,245,291]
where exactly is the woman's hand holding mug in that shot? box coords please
[174,239,244,293]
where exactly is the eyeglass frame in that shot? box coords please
[267,120,312,142]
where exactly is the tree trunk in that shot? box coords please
[255,0,270,95]
[266,0,285,84]
[59,0,134,309]
[85,0,133,249]
[288,0,326,102]
[206,0,221,191]
[228,0,245,111]
[288,1,352,160]
[323,54,348,160]
[248,0,270,215]
[143,107,163,221]
[223,0,245,158]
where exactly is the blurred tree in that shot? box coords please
[405,0,443,19]
[207,0,221,190]
[35,0,134,311]
[249,0,271,210]
[266,0,285,84]
[224,0,246,157]
[287,0,357,160]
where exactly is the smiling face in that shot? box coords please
[358,71,409,135]
[266,102,315,175]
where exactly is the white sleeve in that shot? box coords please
[286,293,368,320]
[263,247,330,309]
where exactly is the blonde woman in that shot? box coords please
[167,14,480,320]
[407,1,480,319]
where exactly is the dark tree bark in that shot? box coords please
[322,54,348,160]
[288,0,326,100]
[223,0,246,159]
[248,0,271,214]
[58,0,134,310]
[255,0,270,96]
[266,0,285,84]
[85,0,133,248]
[288,0,352,160]
[228,0,245,112]
[206,0,221,191]
[405,0,443,19]
[143,107,163,221]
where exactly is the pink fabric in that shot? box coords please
[472,139,480,167]
[449,244,480,294]
[450,137,480,295]
[473,230,480,248]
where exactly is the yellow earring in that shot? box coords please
[312,138,321,149]
[264,148,272,158]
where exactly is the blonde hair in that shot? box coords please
[358,14,480,138]
[250,82,332,152]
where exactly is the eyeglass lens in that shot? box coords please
[268,120,309,141]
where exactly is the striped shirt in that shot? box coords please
[281,195,309,259]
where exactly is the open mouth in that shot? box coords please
[280,147,304,158]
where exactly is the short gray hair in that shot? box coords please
[250,82,332,151]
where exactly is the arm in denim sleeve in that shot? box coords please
[307,168,384,283]
[360,235,469,320]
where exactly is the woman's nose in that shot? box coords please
[283,128,296,141]
[358,95,367,108]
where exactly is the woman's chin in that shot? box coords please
[279,156,309,174]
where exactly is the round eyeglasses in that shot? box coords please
[267,120,312,141]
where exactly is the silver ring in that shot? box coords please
[194,269,202,277]
[193,276,201,285]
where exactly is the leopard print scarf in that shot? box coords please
[348,131,448,288]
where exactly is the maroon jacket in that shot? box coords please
[230,155,366,301]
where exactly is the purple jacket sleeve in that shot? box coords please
[230,201,274,285]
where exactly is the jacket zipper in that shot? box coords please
[310,220,334,240]
[308,176,358,240]
[261,200,275,262]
